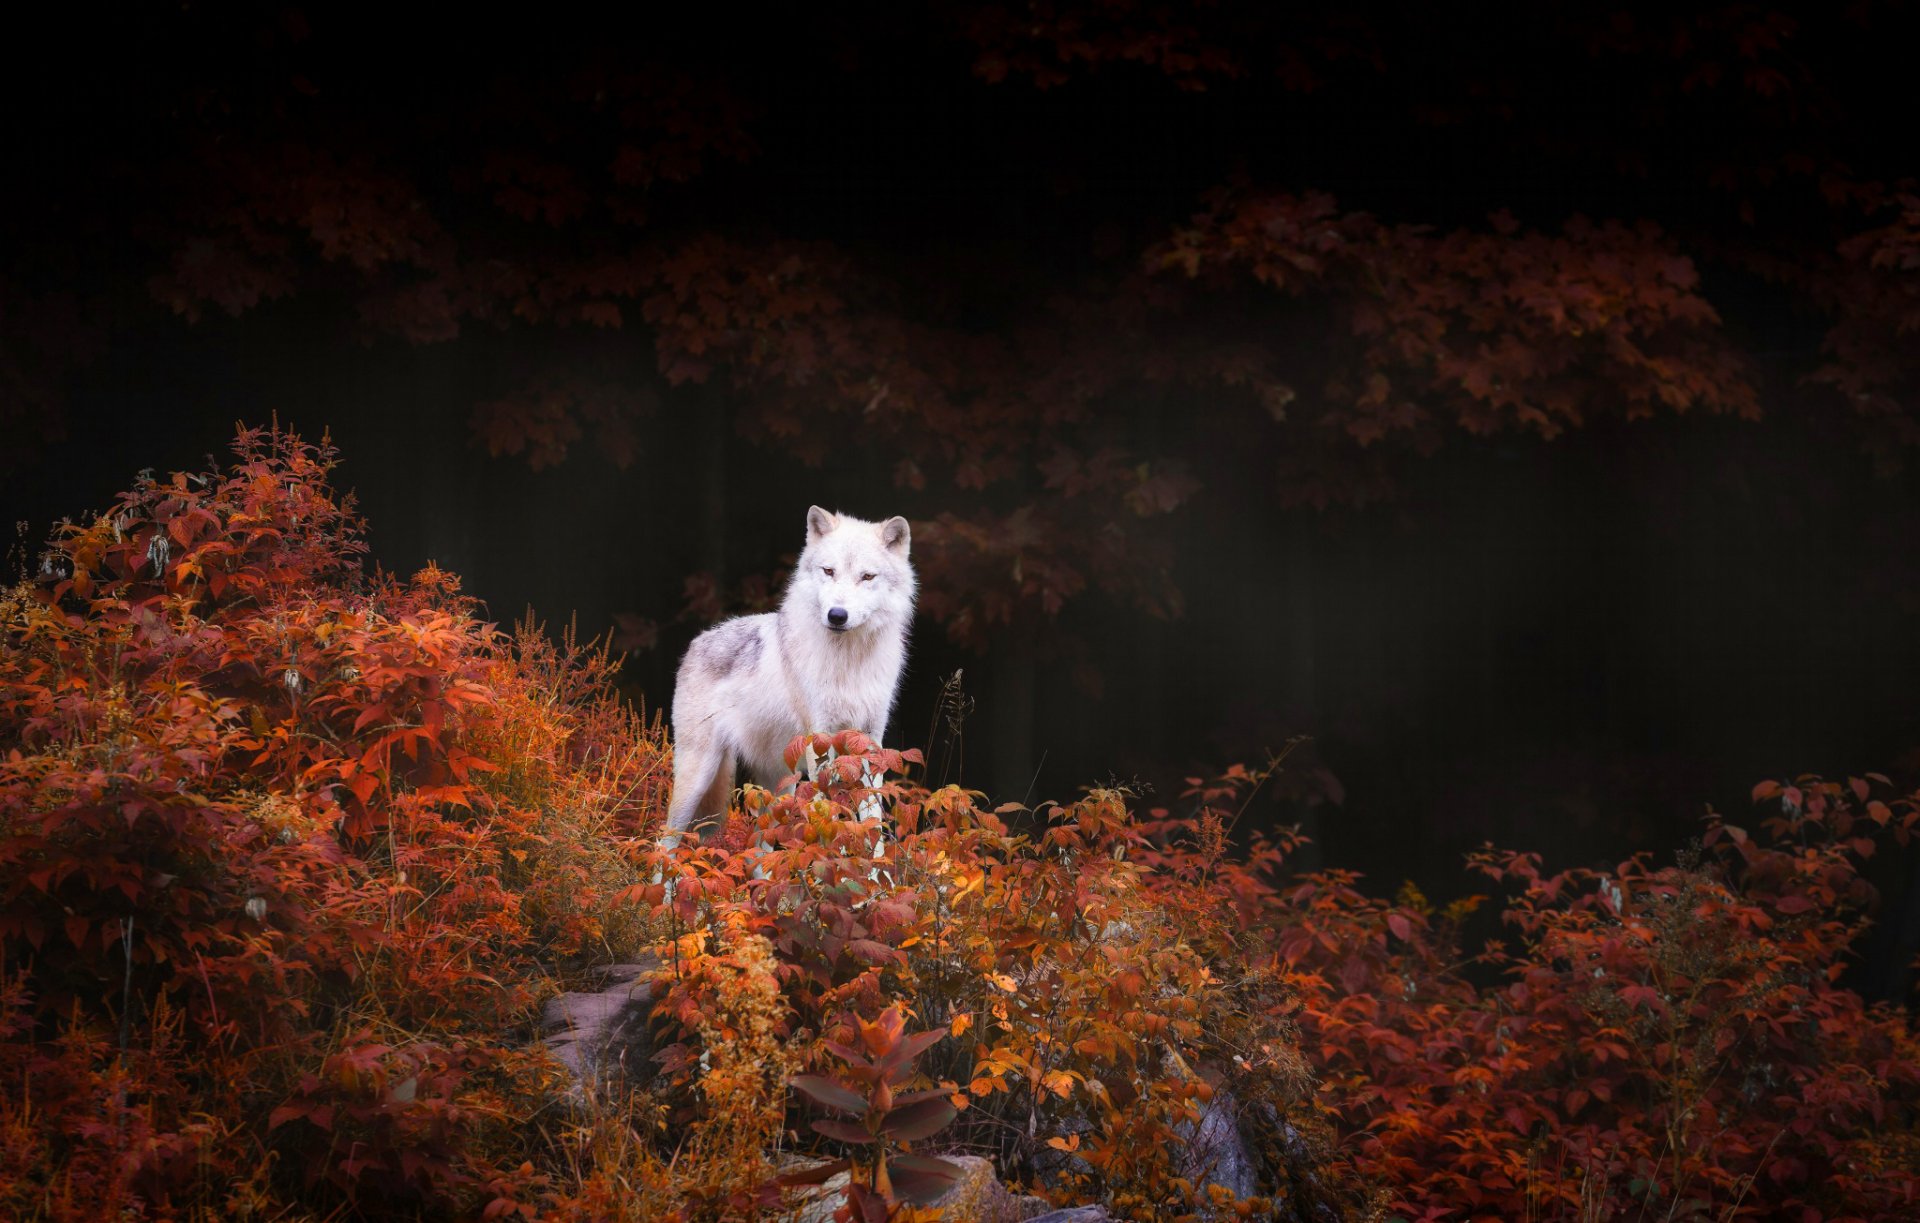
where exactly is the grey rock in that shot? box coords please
[784,1154,1051,1223]
[1026,1085,1260,1214]
[1027,1111,1095,1184]
[1179,1084,1261,1205]
[783,1168,852,1223]
[1024,1210,1114,1223]
[1247,1101,1346,1223]
[539,958,660,1102]
[929,1155,1052,1222]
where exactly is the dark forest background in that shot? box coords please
[6,2,1920,992]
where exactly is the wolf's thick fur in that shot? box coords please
[665,506,915,841]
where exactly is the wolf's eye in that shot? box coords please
[860,573,876,582]
[822,567,835,578]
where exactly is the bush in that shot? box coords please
[645,739,1334,1220]
[645,742,1920,1222]
[0,426,665,1219]
[1259,774,1920,1221]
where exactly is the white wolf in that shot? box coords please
[664,505,915,844]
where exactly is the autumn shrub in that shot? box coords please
[788,1000,970,1216]
[1218,770,1920,1222]
[664,913,804,1216]
[658,742,1920,1222]
[0,426,668,1219]
[643,735,1337,1221]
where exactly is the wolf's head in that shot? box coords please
[794,505,916,636]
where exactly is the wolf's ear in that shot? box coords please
[806,505,838,543]
[879,515,910,556]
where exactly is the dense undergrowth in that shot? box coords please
[1,427,1917,1221]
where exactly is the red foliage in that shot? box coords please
[0,426,666,1219]
[1158,766,1920,1220]
[1153,193,1757,507]
[639,731,1920,1220]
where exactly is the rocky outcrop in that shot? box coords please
[785,1154,1049,1223]
[1181,1083,1348,1221]
[1180,1084,1262,1204]
[539,958,660,1103]
[932,1155,1054,1223]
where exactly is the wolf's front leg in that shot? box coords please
[851,730,889,879]
[663,734,732,852]
[856,751,886,825]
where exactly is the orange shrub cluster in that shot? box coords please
[0,427,667,1219]
[644,738,1331,1221]
[3,427,1917,1222]
[641,737,1920,1222]
[1164,770,1920,1220]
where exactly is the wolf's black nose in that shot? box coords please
[827,607,849,627]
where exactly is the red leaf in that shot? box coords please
[847,938,905,967]
[1619,984,1664,1010]
[791,1074,868,1115]
[888,1155,966,1205]
[776,1159,851,1187]
[849,1183,889,1223]
[878,1027,947,1077]
[811,1118,875,1144]
[876,1096,956,1142]
[823,1040,875,1072]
